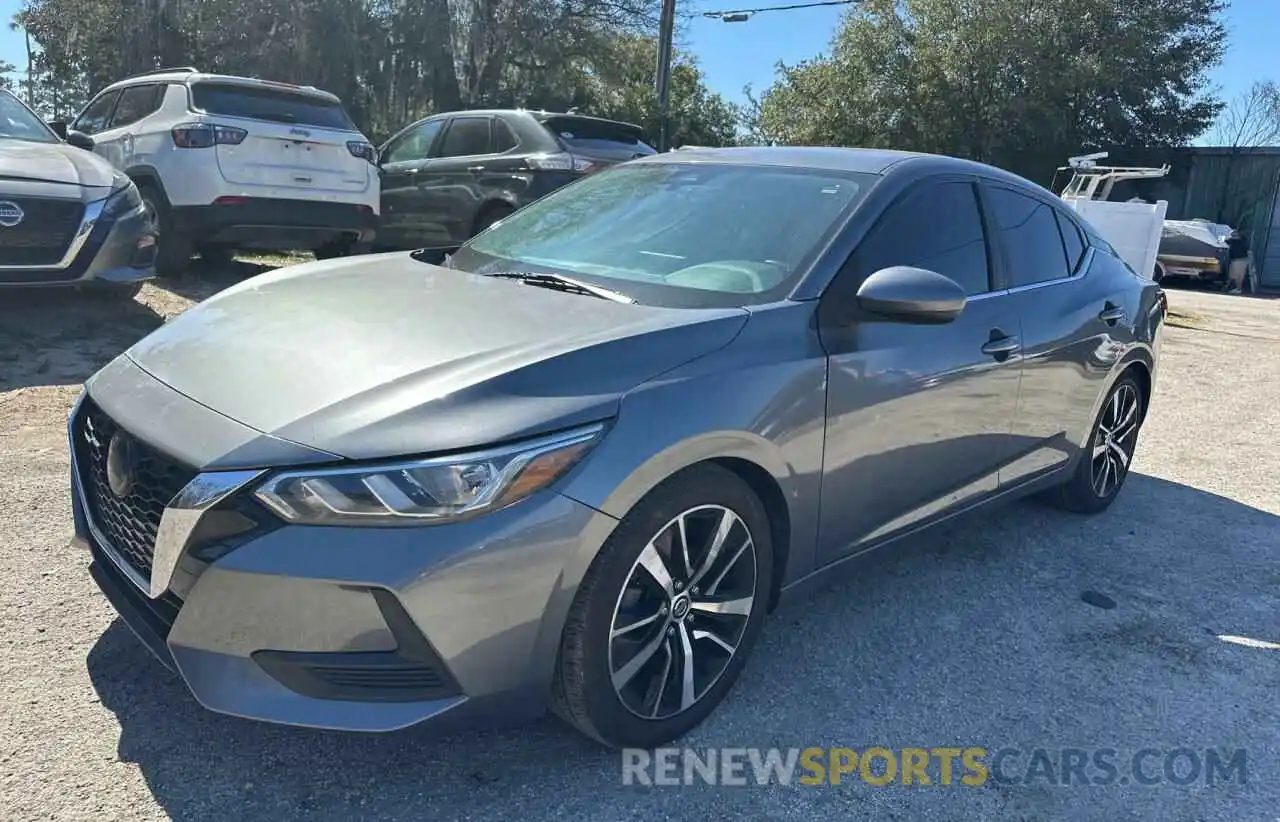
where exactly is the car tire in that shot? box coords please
[314,237,366,260]
[140,187,192,277]
[553,463,773,748]
[1047,372,1146,514]
[472,204,513,238]
[197,246,236,266]
[83,280,142,302]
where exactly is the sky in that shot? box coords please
[0,0,1274,130]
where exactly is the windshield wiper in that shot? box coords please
[487,271,635,304]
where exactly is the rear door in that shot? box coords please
[990,185,1138,486]
[534,114,656,170]
[189,80,371,198]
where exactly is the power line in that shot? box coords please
[700,0,856,21]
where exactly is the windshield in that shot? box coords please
[451,162,874,307]
[0,92,58,144]
[190,82,356,130]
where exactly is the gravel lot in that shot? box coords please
[1,269,1277,821]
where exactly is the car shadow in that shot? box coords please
[154,258,278,304]
[85,472,1279,820]
[0,289,165,391]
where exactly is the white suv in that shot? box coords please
[63,67,379,274]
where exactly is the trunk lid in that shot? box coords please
[191,79,371,195]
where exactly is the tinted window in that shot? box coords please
[988,187,1071,286]
[190,82,356,130]
[854,182,991,295]
[455,163,873,308]
[1056,210,1086,273]
[109,84,162,129]
[383,119,444,164]
[438,117,492,157]
[73,90,121,135]
[539,115,656,155]
[493,119,519,152]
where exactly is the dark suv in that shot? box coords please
[376,110,655,250]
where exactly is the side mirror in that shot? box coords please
[47,120,68,139]
[65,130,95,151]
[856,266,966,324]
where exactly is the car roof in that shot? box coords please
[637,145,1036,187]
[103,70,341,103]
[416,109,644,129]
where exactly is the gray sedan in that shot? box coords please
[70,146,1163,748]
[0,89,155,296]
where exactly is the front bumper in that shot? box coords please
[70,388,618,733]
[0,202,155,288]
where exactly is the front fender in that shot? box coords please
[557,303,829,589]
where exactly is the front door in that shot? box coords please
[817,178,1024,562]
[377,117,447,249]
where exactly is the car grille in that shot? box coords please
[74,398,198,582]
[0,197,84,266]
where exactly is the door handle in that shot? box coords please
[1098,302,1126,325]
[981,333,1020,359]
[466,165,486,173]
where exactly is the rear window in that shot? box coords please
[190,82,356,130]
[538,116,655,155]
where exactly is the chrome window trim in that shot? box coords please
[0,198,107,271]
[1005,246,1096,296]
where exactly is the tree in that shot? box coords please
[750,0,1227,184]
[1210,81,1280,148]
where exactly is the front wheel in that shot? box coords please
[140,188,192,276]
[1048,373,1145,513]
[554,463,773,748]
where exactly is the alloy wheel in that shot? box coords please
[607,504,758,720]
[1091,382,1140,497]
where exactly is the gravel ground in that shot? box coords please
[1,271,1277,821]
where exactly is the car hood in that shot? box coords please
[124,254,749,460]
[0,140,116,188]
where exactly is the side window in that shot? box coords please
[1055,210,1086,273]
[854,181,991,295]
[493,119,519,152]
[987,187,1071,287]
[108,85,162,129]
[72,90,121,135]
[437,117,492,158]
[382,119,444,165]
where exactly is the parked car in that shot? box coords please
[71,147,1162,749]
[58,67,379,274]
[0,89,154,297]
[376,109,654,250]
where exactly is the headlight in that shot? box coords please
[102,178,142,217]
[254,423,605,526]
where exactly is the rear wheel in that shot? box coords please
[140,187,192,276]
[1048,373,1145,513]
[197,246,235,266]
[554,464,773,748]
[83,280,142,302]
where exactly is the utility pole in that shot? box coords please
[654,0,678,152]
